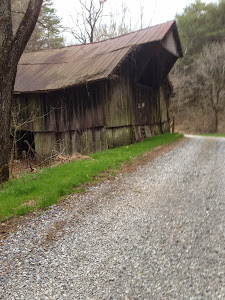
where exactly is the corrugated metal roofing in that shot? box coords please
[14,20,180,93]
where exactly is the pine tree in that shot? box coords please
[12,0,64,52]
[176,0,225,66]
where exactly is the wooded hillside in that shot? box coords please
[171,0,225,133]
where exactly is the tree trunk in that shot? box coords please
[212,107,219,133]
[214,109,219,133]
[0,72,16,182]
[0,0,43,183]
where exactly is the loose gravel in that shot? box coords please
[0,136,225,299]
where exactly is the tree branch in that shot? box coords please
[11,9,47,29]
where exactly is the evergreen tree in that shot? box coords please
[12,0,64,52]
[27,0,64,51]
[176,0,225,66]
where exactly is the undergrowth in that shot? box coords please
[0,133,182,221]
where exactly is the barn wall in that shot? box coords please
[103,64,133,148]
[16,82,108,156]
[34,127,108,156]
[16,82,106,133]
[129,43,174,139]
[104,71,132,128]
[15,46,172,156]
[104,47,171,145]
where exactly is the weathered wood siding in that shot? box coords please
[16,43,173,156]
[17,82,105,133]
[134,85,161,126]
[16,82,108,155]
[104,45,171,145]
[34,128,107,156]
[104,73,132,128]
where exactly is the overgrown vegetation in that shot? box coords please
[0,133,182,221]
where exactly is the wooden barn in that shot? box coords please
[14,21,182,156]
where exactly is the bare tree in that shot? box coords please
[68,1,149,44]
[194,43,225,132]
[0,0,43,183]
[70,0,106,43]
[90,2,133,41]
[171,42,225,133]
[139,1,144,30]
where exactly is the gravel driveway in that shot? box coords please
[0,136,224,299]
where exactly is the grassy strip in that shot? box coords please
[198,133,225,137]
[0,133,182,221]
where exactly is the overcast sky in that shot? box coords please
[53,0,219,44]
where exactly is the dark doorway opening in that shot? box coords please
[11,131,35,160]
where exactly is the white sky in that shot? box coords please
[52,0,219,44]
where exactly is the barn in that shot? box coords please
[14,20,182,157]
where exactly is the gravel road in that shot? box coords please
[0,136,225,299]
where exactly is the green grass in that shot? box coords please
[0,133,182,221]
[198,133,225,137]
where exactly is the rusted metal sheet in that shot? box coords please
[14,20,181,93]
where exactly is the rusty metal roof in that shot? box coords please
[14,20,181,93]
